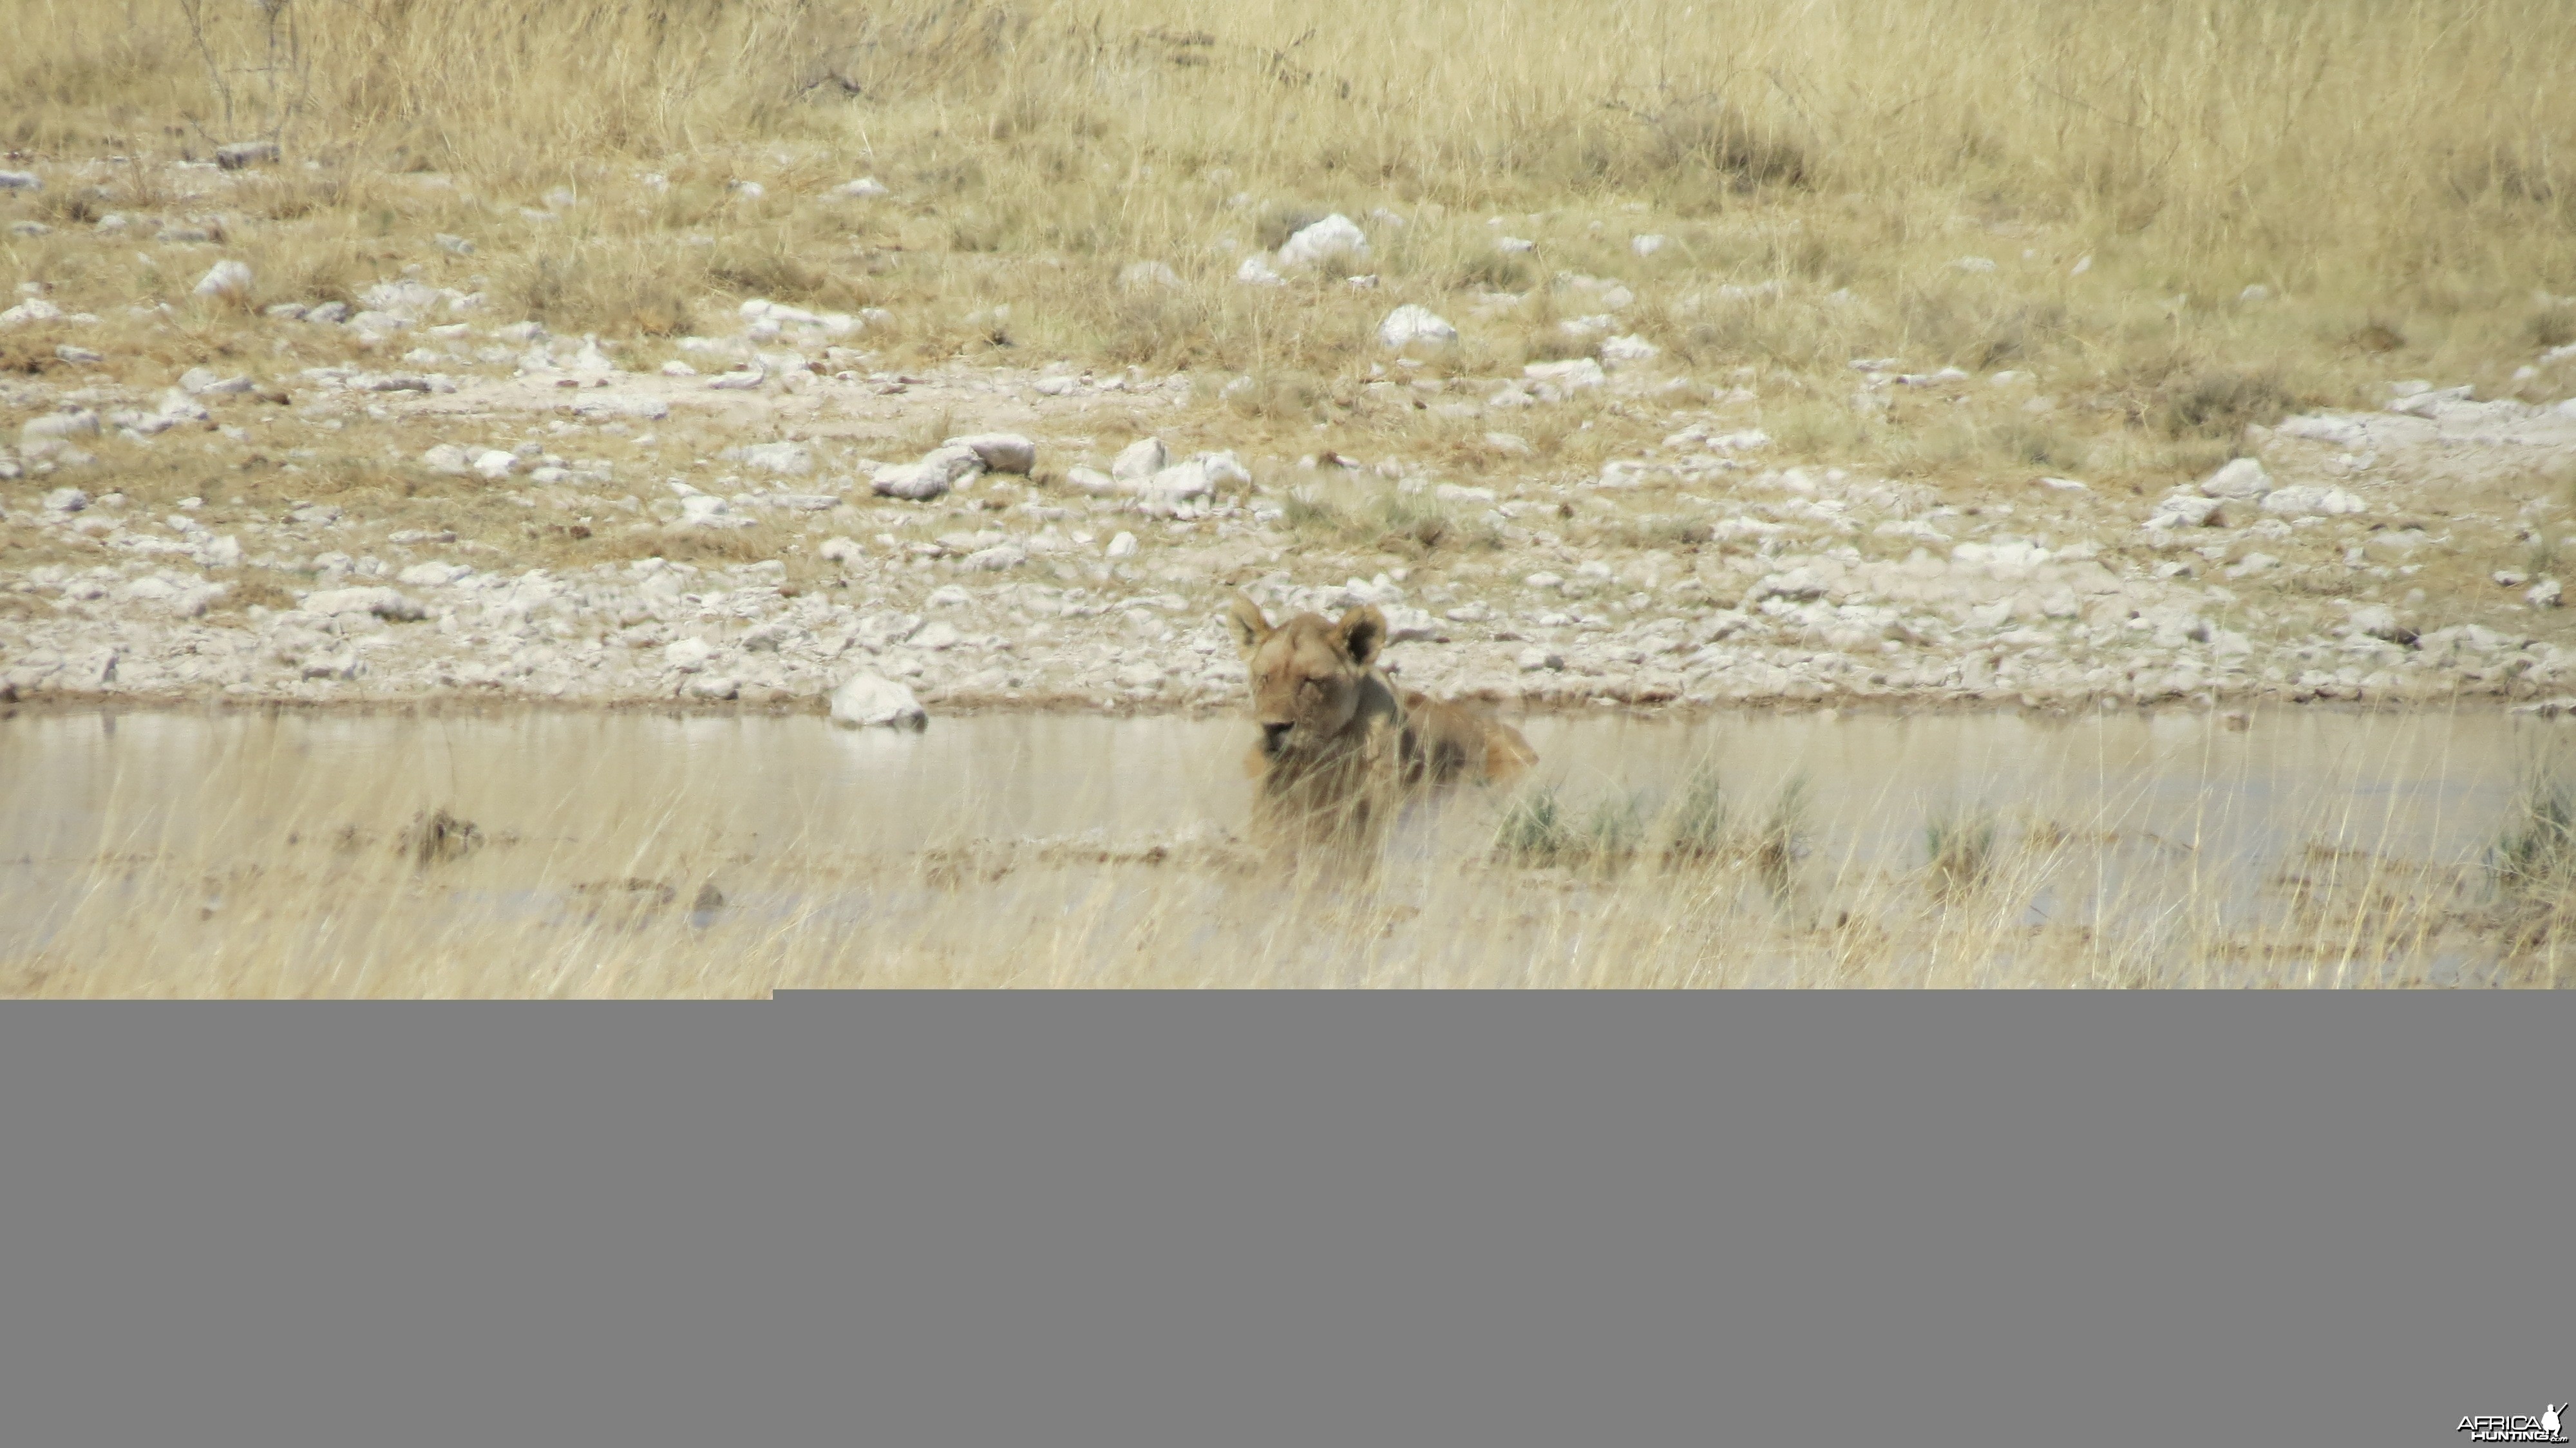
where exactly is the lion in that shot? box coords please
[1224,591,1535,848]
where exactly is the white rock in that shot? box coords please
[1599,334,1660,367]
[1,297,64,327]
[1119,261,1184,290]
[2387,385,2472,417]
[665,638,716,672]
[871,446,983,501]
[1106,531,1139,558]
[421,443,470,475]
[1064,466,1122,497]
[193,260,254,298]
[945,432,1036,473]
[471,449,516,479]
[1276,213,1368,269]
[1517,646,1564,671]
[2199,458,2273,499]
[1495,236,1535,254]
[2280,414,2369,448]
[833,178,891,200]
[1112,437,1168,482]
[1235,254,1287,287]
[302,587,425,621]
[661,359,697,376]
[734,441,814,475]
[23,410,100,443]
[55,345,102,365]
[395,562,471,587]
[2239,284,2272,303]
[1139,462,1215,514]
[0,171,41,192]
[819,537,864,564]
[1631,234,1668,256]
[831,672,928,730]
[2146,495,2223,529]
[43,487,89,512]
[1524,572,1564,590]
[2260,484,2365,518]
[1950,256,1999,272]
[963,544,1027,571]
[1378,304,1457,348]
[1523,358,1606,391]
[2345,604,2406,640]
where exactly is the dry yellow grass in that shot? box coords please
[9,0,2575,412]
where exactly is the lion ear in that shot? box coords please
[1337,605,1387,667]
[1225,592,1273,654]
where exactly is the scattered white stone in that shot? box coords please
[831,672,929,729]
[43,487,89,513]
[1524,358,1607,391]
[54,345,101,365]
[1235,254,1286,287]
[1064,467,1122,497]
[2199,457,2274,499]
[435,233,476,256]
[1599,334,1660,367]
[2388,385,2472,417]
[193,260,254,298]
[2239,284,2272,303]
[963,544,1027,571]
[301,587,425,621]
[23,410,100,444]
[2280,414,2369,448]
[833,178,891,200]
[1276,213,1368,269]
[1495,236,1535,254]
[421,444,470,475]
[2036,476,2090,491]
[2533,579,2565,610]
[395,562,472,587]
[1377,304,1457,348]
[2146,495,2223,529]
[1,297,64,327]
[733,441,815,475]
[665,638,716,672]
[945,432,1036,473]
[1106,531,1138,558]
[1950,256,1998,272]
[0,171,41,192]
[2260,484,2365,517]
[471,449,516,479]
[1631,234,1667,257]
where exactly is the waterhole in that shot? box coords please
[2,706,2566,991]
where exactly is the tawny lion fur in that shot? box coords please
[1224,591,1535,843]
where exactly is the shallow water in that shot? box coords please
[1,705,2564,988]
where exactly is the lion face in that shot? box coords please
[1225,593,1390,766]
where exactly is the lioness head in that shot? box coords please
[1225,593,1389,764]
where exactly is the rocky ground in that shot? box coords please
[10,242,2576,719]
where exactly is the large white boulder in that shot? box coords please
[1378,304,1457,348]
[945,432,1036,473]
[830,672,928,730]
[2199,458,2274,499]
[1276,214,1367,270]
[872,445,984,501]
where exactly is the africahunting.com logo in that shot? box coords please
[2459,1405,2568,1443]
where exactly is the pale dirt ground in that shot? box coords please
[8,278,2576,723]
